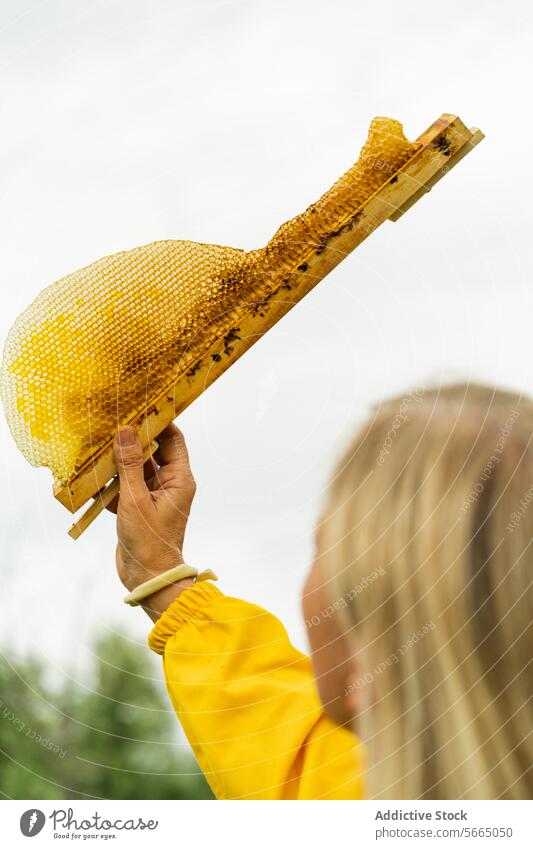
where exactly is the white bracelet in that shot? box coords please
[124,563,218,606]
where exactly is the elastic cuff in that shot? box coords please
[147,581,223,655]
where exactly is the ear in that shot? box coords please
[343,656,377,721]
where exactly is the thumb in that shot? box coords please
[114,427,149,508]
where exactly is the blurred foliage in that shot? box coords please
[0,632,213,799]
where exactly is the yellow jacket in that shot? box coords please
[148,581,365,800]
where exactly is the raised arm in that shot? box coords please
[112,426,364,799]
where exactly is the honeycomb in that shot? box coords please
[1,117,417,483]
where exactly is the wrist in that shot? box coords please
[141,577,195,623]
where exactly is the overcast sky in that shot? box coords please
[1,0,532,698]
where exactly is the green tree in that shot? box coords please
[0,632,213,799]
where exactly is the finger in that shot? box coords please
[105,457,158,514]
[154,424,193,473]
[113,427,151,509]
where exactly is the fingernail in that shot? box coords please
[118,427,136,445]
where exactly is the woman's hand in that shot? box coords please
[111,423,197,621]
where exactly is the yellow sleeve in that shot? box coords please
[147,581,365,800]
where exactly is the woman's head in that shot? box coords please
[303,382,533,799]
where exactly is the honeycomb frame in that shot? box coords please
[1,114,483,525]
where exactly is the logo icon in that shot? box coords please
[20,809,46,837]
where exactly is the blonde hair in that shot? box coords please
[320,383,533,799]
